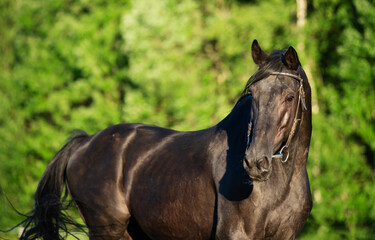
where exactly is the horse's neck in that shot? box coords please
[216,96,252,155]
[213,97,253,201]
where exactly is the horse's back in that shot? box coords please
[66,123,216,239]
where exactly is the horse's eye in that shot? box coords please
[286,95,294,102]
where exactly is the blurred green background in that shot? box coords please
[0,0,374,239]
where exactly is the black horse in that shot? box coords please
[19,40,312,240]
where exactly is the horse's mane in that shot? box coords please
[235,49,287,106]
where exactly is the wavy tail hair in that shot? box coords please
[19,131,89,240]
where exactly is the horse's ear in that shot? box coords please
[284,46,300,70]
[252,40,269,67]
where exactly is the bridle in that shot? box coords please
[246,71,307,163]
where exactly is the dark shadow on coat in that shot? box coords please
[218,96,253,201]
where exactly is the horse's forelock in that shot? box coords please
[236,49,288,106]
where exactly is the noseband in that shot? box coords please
[246,72,307,163]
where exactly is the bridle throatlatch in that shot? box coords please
[246,72,307,163]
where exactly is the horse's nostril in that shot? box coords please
[256,156,270,172]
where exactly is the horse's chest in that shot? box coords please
[263,192,312,238]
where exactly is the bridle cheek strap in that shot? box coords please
[270,72,306,163]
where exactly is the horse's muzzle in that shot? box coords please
[244,155,272,181]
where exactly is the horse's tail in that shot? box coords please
[19,131,89,240]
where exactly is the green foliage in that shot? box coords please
[0,0,374,239]
[307,0,375,149]
[121,0,295,130]
[299,0,375,239]
[0,0,129,230]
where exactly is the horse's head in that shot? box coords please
[243,40,308,181]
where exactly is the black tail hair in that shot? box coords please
[17,131,89,240]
